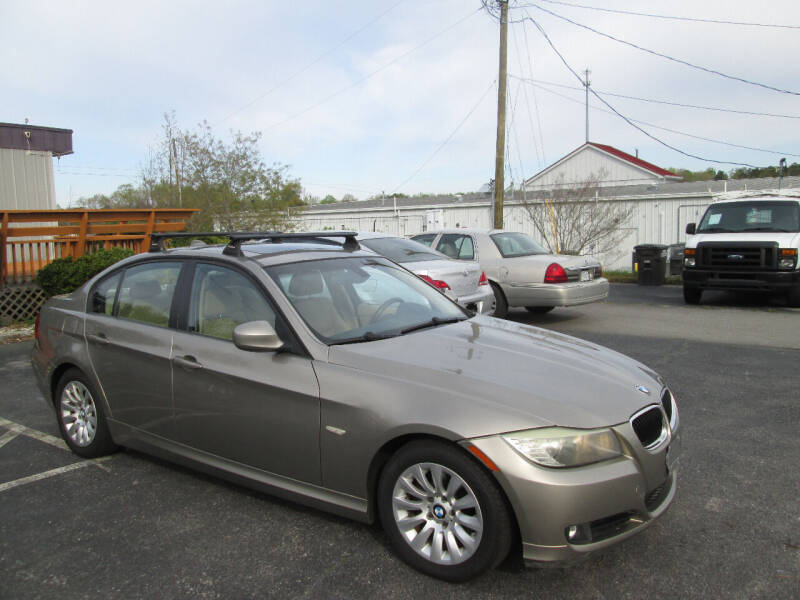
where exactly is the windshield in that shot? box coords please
[359,237,444,264]
[265,256,466,344]
[697,201,800,233]
[490,232,549,257]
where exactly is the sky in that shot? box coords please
[2,0,799,205]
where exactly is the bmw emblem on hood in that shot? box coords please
[636,385,651,395]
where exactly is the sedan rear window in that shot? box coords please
[360,237,444,264]
[490,232,548,257]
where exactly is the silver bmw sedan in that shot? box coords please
[31,232,679,582]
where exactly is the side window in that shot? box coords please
[90,272,122,315]
[189,264,276,341]
[117,262,181,327]
[436,234,474,260]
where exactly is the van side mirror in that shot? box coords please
[233,320,284,352]
[685,223,696,235]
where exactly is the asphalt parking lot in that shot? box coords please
[1,284,798,599]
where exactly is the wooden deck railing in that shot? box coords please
[1,208,199,286]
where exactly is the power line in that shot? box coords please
[264,7,482,132]
[526,0,800,30]
[215,0,408,126]
[509,75,800,120]
[526,14,759,167]
[391,79,496,194]
[527,4,800,96]
[511,19,542,167]
[521,75,800,159]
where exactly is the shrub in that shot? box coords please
[37,248,134,297]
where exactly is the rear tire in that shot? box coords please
[525,306,554,314]
[55,368,118,458]
[489,282,508,319]
[377,440,513,582]
[683,285,702,305]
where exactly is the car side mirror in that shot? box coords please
[233,320,284,352]
[685,223,696,235]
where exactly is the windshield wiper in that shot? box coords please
[329,330,399,345]
[742,227,795,233]
[698,227,734,233]
[400,316,466,335]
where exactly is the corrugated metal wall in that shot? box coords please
[0,149,56,210]
[297,192,716,270]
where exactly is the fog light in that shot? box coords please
[567,525,579,540]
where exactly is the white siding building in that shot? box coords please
[0,122,73,210]
[298,177,800,271]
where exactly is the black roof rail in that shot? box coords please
[148,232,228,253]
[149,231,361,255]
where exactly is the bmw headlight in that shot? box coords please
[502,427,623,468]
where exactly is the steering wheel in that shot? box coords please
[370,297,405,323]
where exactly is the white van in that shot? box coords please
[682,190,800,306]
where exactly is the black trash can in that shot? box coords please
[668,243,685,276]
[634,244,668,285]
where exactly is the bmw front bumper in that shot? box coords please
[465,423,680,564]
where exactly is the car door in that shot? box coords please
[84,260,182,439]
[170,262,321,485]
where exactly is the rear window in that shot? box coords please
[360,237,444,264]
[490,232,548,257]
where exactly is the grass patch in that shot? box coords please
[604,270,682,285]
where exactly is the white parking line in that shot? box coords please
[0,457,112,493]
[0,430,20,449]
[0,417,69,452]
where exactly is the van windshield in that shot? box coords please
[697,201,800,233]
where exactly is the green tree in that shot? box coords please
[79,112,306,232]
[320,195,338,204]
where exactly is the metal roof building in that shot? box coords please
[298,175,800,270]
[0,122,73,210]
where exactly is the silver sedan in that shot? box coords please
[31,231,678,582]
[412,229,609,318]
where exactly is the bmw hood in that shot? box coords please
[327,315,663,435]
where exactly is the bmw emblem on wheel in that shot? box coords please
[433,505,446,519]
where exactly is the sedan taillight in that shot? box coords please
[419,274,451,292]
[544,263,568,284]
[478,271,489,286]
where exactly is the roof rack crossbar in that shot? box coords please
[149,231,361,255]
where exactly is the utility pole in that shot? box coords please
[493,0,508,229]
[171,139,182,208]
[584,68,591,143]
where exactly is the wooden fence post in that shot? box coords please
[1,212,8,287]
[76,211,89,258]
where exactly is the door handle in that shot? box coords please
[173,355,203,370]
[87,333,109,346]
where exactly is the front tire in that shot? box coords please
[787,283,800,308]
[377,440,513,582]
[683,285,702,305]
[55,368,118,458]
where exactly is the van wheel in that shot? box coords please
[787,284,800,308]
[683,285,702,305]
